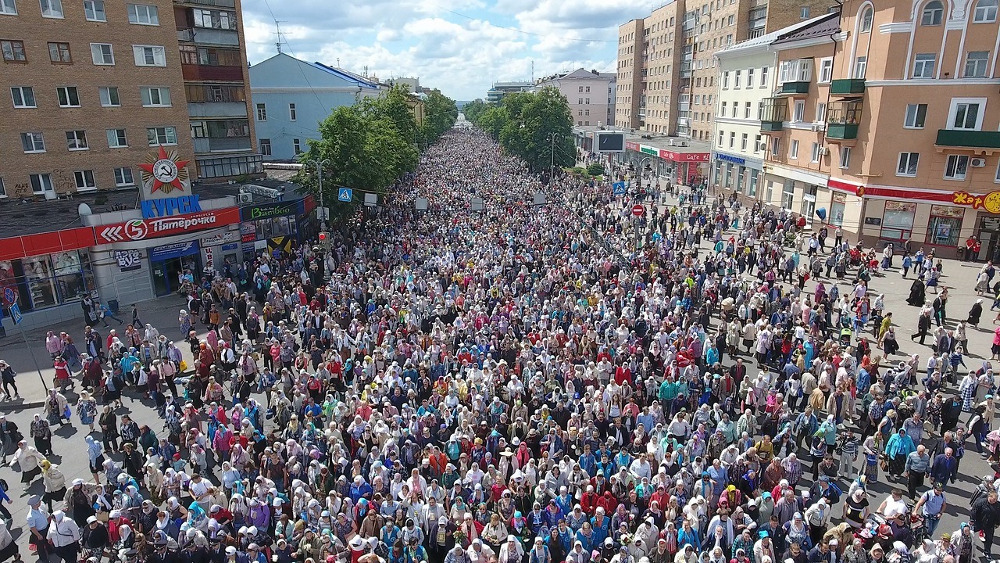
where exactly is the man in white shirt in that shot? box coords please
[47,510,81,562]
[877,488,908,519]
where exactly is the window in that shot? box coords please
[74,170,96,191]
[83,0,104,21]
[965,51,989,78]
[854,56,867,79]
[904,104,927,128]
[782,181,795,209]
[146,126,176,146]
[860,7,873,31]
[811,142,821,162]
[289,103,296,121]
[127,3,158,24]
[40,0,62,17]
[140,86,170,107]
[734,70,741,88]
[578,86,583,93]
[790,140,800,158]
[106,128,127,147]
[748,68,755,87]
[729,132,736,148]
[921,0,943,25]
[48,42,71,63]
[950,99,984,130]
[801,6,810,18]
[256,103,266,121]
[897,152,919,176]
[99,86,120,107]
[720,101,727,116]
[30,173,54,196]
[723,72,730,88]
[259,138,271,156]
[90,43,114,65]
[21,132,45,152]
[718,130,725,146]
[192,8,234,29]
[745,102,752,118]
[114,167,134,186]
[793,100,805,121]
[293,138,302,154]
[771,137,780,157]
[945,154,970,179]
[760,66,768,87]
[816,102,827,122]
[11,86,35,108]
[1,39,25,62]
[0,0,16,15]
[839,146,851,168]
[57,86,80,107]
[741,133,748,150]
[818,58,833,83]
[132,45,165,67]
[975,0,998,21]
[66,130,88,150]
[913,53,936,78]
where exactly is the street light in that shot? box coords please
[301,158,331,229]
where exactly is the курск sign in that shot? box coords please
[140,194,202,219]
[95,208,240,245]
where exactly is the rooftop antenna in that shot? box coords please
[273,20,286,54]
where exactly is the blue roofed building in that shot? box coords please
[249,53,382,161]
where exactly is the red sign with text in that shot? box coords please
[95,207,240,245]
[658,150,710,162]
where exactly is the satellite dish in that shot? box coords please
[78,203,92,216]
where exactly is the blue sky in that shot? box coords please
[241,0,668,101]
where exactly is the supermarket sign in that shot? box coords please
[95,207,240,245]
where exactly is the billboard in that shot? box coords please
[595,132,625,153]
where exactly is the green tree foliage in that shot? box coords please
[467,87,574,173]
[462,99,487,123]
[421,90,459,145]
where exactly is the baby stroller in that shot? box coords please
[840,327,853,347]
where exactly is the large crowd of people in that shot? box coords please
[0,128,995,563]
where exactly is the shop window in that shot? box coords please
[748,169,759,197]
[926,205,964,246]
[781,180,795,209]
[0,250,94,312]
[881,201,916,240]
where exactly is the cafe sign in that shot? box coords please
[239,201,297,222]
[954,190,1000,213]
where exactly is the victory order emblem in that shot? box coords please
[139,146,191,195]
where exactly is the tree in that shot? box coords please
[421,90,458,144]
[462,99,487,123]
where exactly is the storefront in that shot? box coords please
[149,241,201,296]
[712,151,764,199]
[239,196,317,259]
[0,249,96,313]
[659,148,710,186]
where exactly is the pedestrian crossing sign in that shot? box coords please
[612,181,626,196]
[338,187,352,202]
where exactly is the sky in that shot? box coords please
[241,0,670,101]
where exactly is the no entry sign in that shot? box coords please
[632,204,645,217]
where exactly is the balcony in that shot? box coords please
[182,64,244,81]
[187,101,247,118]
[760,97,788,131]
[830,79,866,95]
[177,27,239,46]
[193,136,252,154]
[173,0,235,6]
[935,129,1000,149]
[780,81,810,95]
[826,99,863,140]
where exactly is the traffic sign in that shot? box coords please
[612,181,626,196]
[316,207,330,220]
[1,287,14,307]
[338,187,352,202]
[9,303,22,325]
[632,204,645,217]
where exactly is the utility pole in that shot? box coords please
[549,133,558,182]
[303,159,331,230]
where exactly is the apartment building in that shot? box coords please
[0,0,194,199]
[535,68,616,127]
[174,0,259,179]
[616,0,831,140]
[746,0,1000,255]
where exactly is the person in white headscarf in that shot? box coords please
[47,510,81,562]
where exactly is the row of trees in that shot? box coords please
[463,87,576,175]
[297,86,458,216]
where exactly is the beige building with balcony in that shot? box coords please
[742,0,1000,256]
[535,68,616,128]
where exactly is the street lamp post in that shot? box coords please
[302,159,331,230]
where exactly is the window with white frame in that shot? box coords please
[99,86,120,107]
[39,0,62,18]
[811,142,821,162]
[781,180,795,209]
[30,173,53,195]
[771,137,780,157]
[729,131,736,148]
[741,133,748,150]
[132,45,165,66]
[289,103,296,121]
[897,152,919,176]
[0,0,16,15]
[83,0,104,20]
[975,0,998,21]
[793,99,805,121]
[11,86,35,108]
[0,178,5,197]
[723,72,730,88]
[127,3,158,24]
[965,51,989,78]
[256,103,266,121]
[816,102,827,122]
[747,68,755,87]
[114,167,134,186]
[760,66,768,87]
[818,58,833,82]
[801,6,810,18]
[146,126,176,146]
[293,138,301,154]
[106,128,127,147]
[945,154,970,179]
[140,86,170,106]
[745,102,752,118]
[948,98,986,130]
[913,53,936,78]
[995,160,1000,182]
[259,138,271,156]
[20,132,45,153]
[840,146,851,168]
[790,139,800,159]
[860,7,873,31]
[922,0,944,24]
[66,130,88,150]
[734,70,741,88]
[854,56,867,78]
[57,86,79,107]
[90,43,114,65]
[718,130,724,146]
[74,170,96,191]
[904,103,927,128]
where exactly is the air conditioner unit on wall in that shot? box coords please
[971,158,987,167]
[236,193,252,204]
